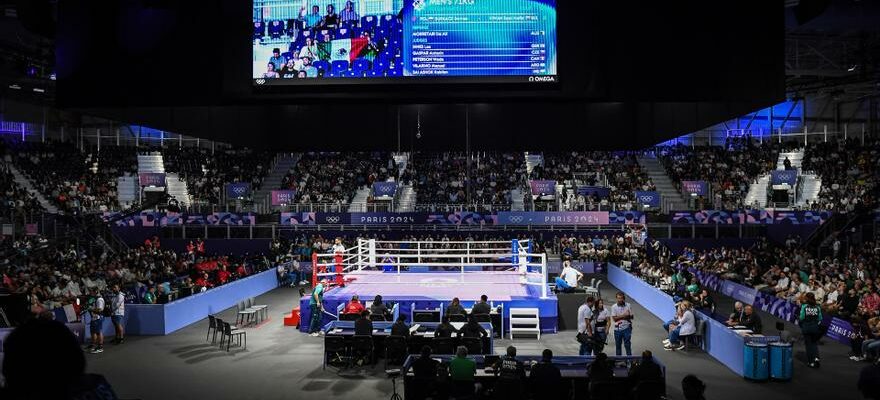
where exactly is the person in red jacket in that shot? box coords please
[216,265,231,285]
[343,295,365,315]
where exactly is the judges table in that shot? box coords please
[322,320,494,369]
[402,354,665,400]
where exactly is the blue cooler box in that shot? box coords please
[743,343,769,381]
[769,342,793,380]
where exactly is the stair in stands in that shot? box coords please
[137,152,191,207]
[396,184,416,212]
[347,187,372,212]
[5,163,58,213]
[744,174,770,208]
[524,152,543,175]
[510,188,525,211]
[636,155,689,212]
[509,307,541,340]
[252,153,300,209]
[116,175,139,209]
[776,149,804,171]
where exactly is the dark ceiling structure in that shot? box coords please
[8,0,877,150]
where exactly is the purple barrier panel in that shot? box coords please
[719,280,758,305]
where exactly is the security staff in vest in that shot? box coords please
[492,346,526,400]
[799,292,823,368]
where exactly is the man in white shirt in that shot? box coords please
[88,287,106,354]
[577,297,595,355]
[555,261,582,293]
[610,292,634,356]
[111,284,126,344]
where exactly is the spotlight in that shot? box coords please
[9,84,21,90]
[847,64,858,72]
[33,88,45,93]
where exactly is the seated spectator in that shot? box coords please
[354,310,373,336]
[695,289,715,311]
[664,301,696,351]
[726,301,745,326]
[529,349,563,398]
[143,285,156,304]
[343,294,365,315]
[0,318,119,400]
[391,314,410,337]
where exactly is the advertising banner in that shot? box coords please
[681,180,708,196]
[138,173,166,187]
[226,183,252,199]
[770,170,798,186]
[497,212,610,225]
[634,191,661,207]
[270,190,297,206]
[719,280,758,305]
[372,182,398,197]
[529,180,557,195]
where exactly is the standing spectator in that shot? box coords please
[610,292,634,356]
[111,284,126,344]
[304,5,322,29]
[321,4,339,29]
[88,287,105,354]
[340,1,359,27]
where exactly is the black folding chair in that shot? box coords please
[222,322,246,351]
[384,335,409,369]
[323,335,350,370]
[431,337,455,355]
[206,315,218,343]
[460,337,482,355]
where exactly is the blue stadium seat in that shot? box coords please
[253,22,265,40]
[351,58,371,72]
[268,20,284,39]
[336,28,350,38]
[373,59,389,72]
[319,29,332,40]
[313,60,330,74]
[349,69,367,78]
[361,16,377,31]
[281,51,294,61]
[301,30,312,41]
[381,14,397,28]
[368,70,383,77]
[331,60,350,73]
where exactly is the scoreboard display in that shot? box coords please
[252,0,557,85]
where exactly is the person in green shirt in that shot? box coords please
[143,286,156,305]
[448,346,476,398]
[799,292,823,368]
[308,280,326,336]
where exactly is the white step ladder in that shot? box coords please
[509,308,540,340]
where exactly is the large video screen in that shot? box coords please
[252,0,557,85]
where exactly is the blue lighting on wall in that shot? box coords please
[658,99,804,146]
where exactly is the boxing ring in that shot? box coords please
[298,239,558,333]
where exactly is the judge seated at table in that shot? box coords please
[726,302,745,327]
[354,310,373,336]
[529,349,563,398]
[459,315,488,338]
[436,315,458,338]
[391,314,410,337]
[343,295,365,315]
[446,298,467,320]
